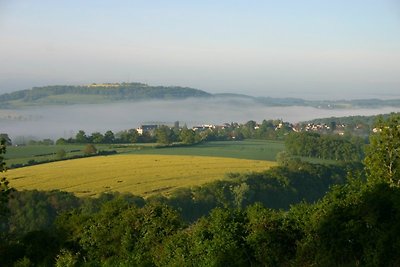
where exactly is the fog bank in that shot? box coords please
[1,98,400,141]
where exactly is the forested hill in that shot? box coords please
[0,83,212,108]
[1,82,400,108]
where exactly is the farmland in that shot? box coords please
[4,139,285,167]
[7,154,276,197]
[126,140,284,161]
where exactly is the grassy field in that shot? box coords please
[7,154,276,197]
[126,140,284,161]
[5,140,285,167]
[4,144,114,166]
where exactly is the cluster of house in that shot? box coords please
[191,123,234,131]
[136,123,234,135]
[136,124,159,135]
[85,83,121,88]
[298,123,349,135]
[302,123,332,132]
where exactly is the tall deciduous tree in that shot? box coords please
[155,126,175,145]
[0,138,12,232]
[103,130,115,144]
[91,132,104,144]
[0,134,11,146]
[179,128,196,144]
[75,130,88,143]
[364,114,400,185]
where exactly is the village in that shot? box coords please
[135,120,360,137]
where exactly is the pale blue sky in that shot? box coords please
[0,0,399,99]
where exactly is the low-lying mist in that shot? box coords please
[1,97,400,142]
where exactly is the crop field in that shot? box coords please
[7,154,276,197]
[5,140,284,167]
[127,140,284,161]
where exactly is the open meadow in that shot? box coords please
[126,140,284,161]
[7,154,276,197]
[5,140,284,167]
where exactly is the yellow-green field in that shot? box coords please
[7,154,275,197]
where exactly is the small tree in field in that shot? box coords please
[56,149,66,159]
[83,144,97,155]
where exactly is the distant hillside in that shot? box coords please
[302,112,400,127]
[0,83,212,108]
[1,82,400,109]
[217,94,400,108]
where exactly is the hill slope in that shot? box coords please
[1,82,400,109]
[0,83,212,108]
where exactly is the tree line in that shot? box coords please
[285,131,366,161]
[9,115,377,148]
[53,119,294,146]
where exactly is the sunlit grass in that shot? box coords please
[7,154,276,197]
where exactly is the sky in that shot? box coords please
[0,0,399,99]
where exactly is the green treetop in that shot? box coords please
[364,114,400,185]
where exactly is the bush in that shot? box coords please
[83,144,97,155]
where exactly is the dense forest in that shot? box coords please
[285,132,365,161]
[1,114,400,266]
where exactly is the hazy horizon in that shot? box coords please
[1,1,400,100]
[2,98,400,141]
[1,81,400,101]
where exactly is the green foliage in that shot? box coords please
[365,114,400,185]
[75,130,88,144]
[246,203,304,266]
[7,190,80,236]
[0,138,12,232]
[179,128,197,144]
[158,208,250,266]
[185,208,249,266]
[165,161,353,222]
[55,138,67,145]
[116,129,139,143]
[276,150,294,166]
[155,125,177,145]
[55,249,79,267]
[285,131,365,161]
[0,133,12,146]
[90,132,104,143]
[19,230,61,266]
[103,130,115,144]
[56,149,66,159]
[13,257,32,267]
[76,200,183,265]
[297,181,400,266]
